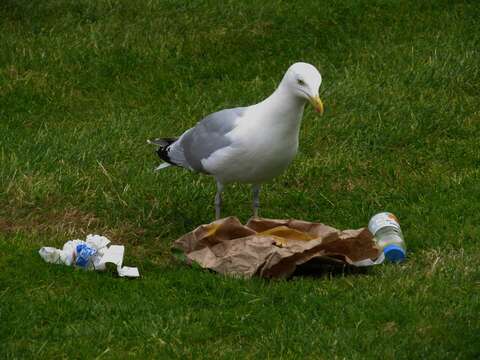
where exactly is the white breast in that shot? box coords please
[202,103,304,184]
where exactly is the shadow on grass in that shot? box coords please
[292,257,370,279]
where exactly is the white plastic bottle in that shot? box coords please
[368,212,406,262]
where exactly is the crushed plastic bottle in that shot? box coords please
[39,235,140,277]
[368,212,406,262]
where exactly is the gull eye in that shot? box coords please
[297,79,305,86]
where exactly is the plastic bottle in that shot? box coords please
[368,212,406,262]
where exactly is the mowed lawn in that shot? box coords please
[1,0,479,358]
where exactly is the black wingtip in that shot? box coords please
[151,137,178,166]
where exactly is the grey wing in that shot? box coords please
[168,107,245,173]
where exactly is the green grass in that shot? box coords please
[1,0,479,358]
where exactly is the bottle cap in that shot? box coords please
[383,244,406,262]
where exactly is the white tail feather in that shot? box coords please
[154,163,171,171]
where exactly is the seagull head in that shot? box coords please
[282,62,324,115]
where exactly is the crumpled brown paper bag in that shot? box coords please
[173,217,381,279]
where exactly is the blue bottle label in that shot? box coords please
[75,244,97,268]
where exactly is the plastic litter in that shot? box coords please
[368,212,406,262]
[39,234,140,278]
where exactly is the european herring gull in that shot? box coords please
[149,62,324,219]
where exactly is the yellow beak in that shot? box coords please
[309,95,324,115]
